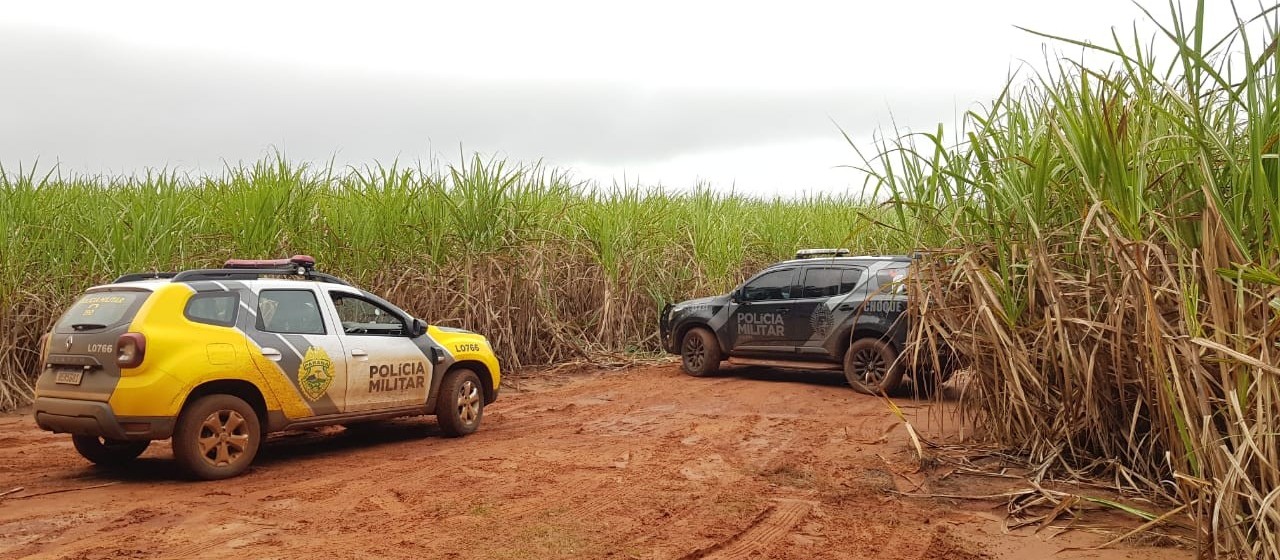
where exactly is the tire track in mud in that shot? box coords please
[310,402,721,556]
[25,448,443,559]
[154,454,444,558]
[680,499,815,560]
[2,473,343,559]
[162,413,655,558]
[14,387,806,559]
[643,414,815,559]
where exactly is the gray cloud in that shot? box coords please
[1,26,974,175]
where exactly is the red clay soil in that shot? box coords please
[0,363,1191,559]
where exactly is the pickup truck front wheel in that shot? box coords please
[680,328,721,377]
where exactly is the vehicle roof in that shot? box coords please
[92,277,363,293]
[87,279,170,291]
[769,255,913,267]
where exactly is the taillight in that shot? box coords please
[117,333,147,368]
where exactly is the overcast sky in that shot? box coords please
[0,1,1244,195]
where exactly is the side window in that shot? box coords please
[801,267,843,298]
[185,292,239,327]
[801,267,864,298]
[742,269,796,301]
[257,289,326,335]
[840,268,863,293]
[876,265,908,294]
[331,293,407,336]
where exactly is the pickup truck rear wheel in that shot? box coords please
[843,339,904,395]
[680,328,721,377]
[72,435,149,466]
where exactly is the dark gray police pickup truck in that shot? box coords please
[660,250,948,394]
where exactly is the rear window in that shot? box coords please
[55,291,148,333]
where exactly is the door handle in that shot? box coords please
[350,349,368,357]
[261,347,282,362]
[777,308,790,314]
[838,304,856,311]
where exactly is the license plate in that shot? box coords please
[54,370,84,385]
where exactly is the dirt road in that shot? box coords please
[0,364,1188,559]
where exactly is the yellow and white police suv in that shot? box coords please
[33,256,500,480]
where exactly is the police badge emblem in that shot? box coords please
[810,305,834,338]
[298,346,335,401]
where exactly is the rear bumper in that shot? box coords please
[33,397,174,441]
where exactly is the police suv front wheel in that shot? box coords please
[437,368,484,437]
[72,435,149,467]
[173,394,262,480]
[843,339,904,395]
[680,328,721,377]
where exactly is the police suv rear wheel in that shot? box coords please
[843,339,903,395]
[680,328,721,377]
[437,368,484,437]
[72,435,149,466]
[173,394,262,480]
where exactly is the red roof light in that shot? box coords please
[224,255,316,269]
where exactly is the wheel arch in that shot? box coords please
[674,321,722,354]
[181,379,269,434]
[847,327,897,354]
[450,360,497,404]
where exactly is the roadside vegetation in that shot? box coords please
[0,157,902,410]
[4,0,1275,556]
[865,1,1279,556]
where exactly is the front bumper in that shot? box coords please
[659,304,677,353]
[34,397,174,441]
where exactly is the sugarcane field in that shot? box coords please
[2,1,1278,559]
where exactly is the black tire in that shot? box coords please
[680,327,722,377]
[436,368,484,437]
[843,338,904,395]
[71,435,149,466]
[172,394,261,481]
[910,369,939,397]
[911,348,958,397]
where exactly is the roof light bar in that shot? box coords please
[224,255,316,270]
[794,248,851,259]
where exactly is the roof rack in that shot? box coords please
[113,272,179,283]
[114,255,352,286]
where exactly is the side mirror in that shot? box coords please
[731,290,745,304]
[410,318,426,337]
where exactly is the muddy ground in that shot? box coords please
[0,363,1189,559]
